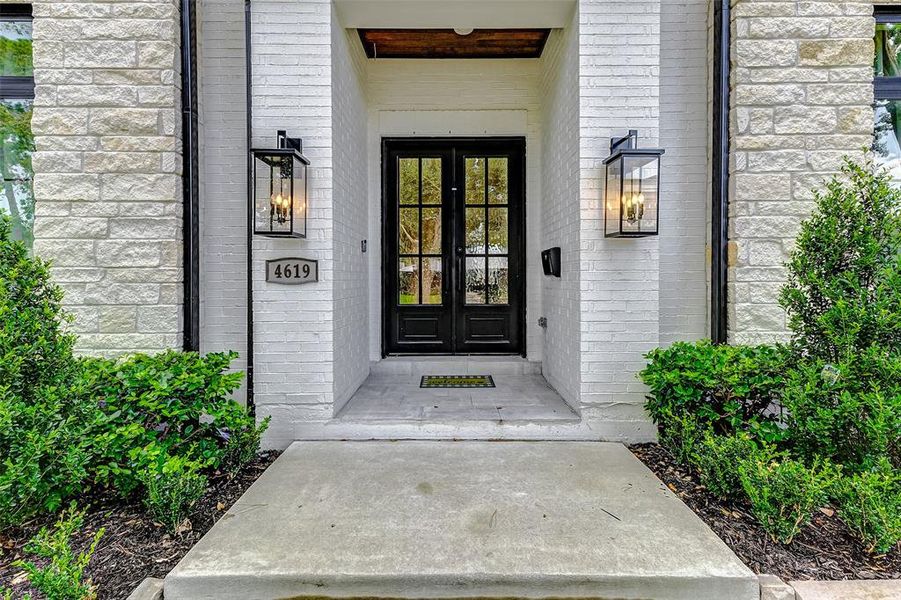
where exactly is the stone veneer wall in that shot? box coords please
[729,0,874,344]
[30,0,183,356]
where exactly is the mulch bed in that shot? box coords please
[631,443,900,581]
[0,451,281,600]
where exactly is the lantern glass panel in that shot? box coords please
[604,157,623,237]
[291,154,307,237]
[619,154,659,236]
[253,153,290,235]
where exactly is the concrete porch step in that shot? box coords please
[372,356,542,376]
[165,441,758,600]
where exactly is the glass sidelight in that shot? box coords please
[398,157,443,305]
[464,157,509,305]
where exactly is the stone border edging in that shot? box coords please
[760,574,901,600]
[126,577,164,600]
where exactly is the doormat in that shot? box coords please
[420,375,495,389]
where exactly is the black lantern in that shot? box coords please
[603,130,664,238]
[251,130,309,238]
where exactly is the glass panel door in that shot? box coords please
[383,138,524,356]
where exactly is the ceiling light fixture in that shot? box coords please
[453,27,474,36]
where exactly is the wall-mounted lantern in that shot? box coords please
[251,130,309,238]
[603,130,664,238]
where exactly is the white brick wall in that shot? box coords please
[578,0,661,438]
[331,14,370,412]
[250,0,336,447]
[189,0,708,444]
[198,0,248,400]
[660,0,709,346]
[364,58,544,362]
[539,22,581,409]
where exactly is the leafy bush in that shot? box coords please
[0,217,103,529]
[656,411,705,466]
[214,403,271,476]
[693,432,766,500]
[832,460,901,554]
[14,505,103,600]
[89,350,246,493]
[739,456,840,544]
[140,455,208,534]
[0,216,75,401]
[780,160,901,362]
[641,340,788,441]
[781,347,900,472]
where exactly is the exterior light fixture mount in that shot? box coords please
[250,130,310,238]
[603,129,664,238]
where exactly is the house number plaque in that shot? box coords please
[266,257,318,284]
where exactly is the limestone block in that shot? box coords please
[101,173,180,202]
[30,108,90,136]
[32,240,96,267]
[100,306,138,333]
[137,305,181,333]
[735,40,797,67]
[64,41,137,68]
[89,108,160,136]
[748,17,830,39]
[96,240,163,267]
[33,217,108,239]
[137,41,178,69]
[798,39,873,67]
[774,106,837,135]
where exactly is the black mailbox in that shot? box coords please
[541,247,561,277]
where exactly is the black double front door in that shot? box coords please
[383,138,525,355]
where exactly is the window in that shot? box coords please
[1,4,34,247]
[875,8,901,180]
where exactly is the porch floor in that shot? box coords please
[337,372,579,423]
[165,441,758,600]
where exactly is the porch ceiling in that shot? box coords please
[336,0,575,29]
[357,28,550,59]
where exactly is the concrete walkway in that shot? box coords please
[165,442,758,600]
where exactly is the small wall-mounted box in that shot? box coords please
[541,247,561,277]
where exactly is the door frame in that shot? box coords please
[381,136,527,357]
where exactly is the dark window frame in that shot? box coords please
[0,4,34,100]
[876,7,901,99]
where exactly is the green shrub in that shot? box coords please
[780,160,901,362]
[739,455,840,544]
[213,402,271,476]
[693,432,768,499]
[641,340,788,441]
[90,350,245,493]
[832,460,901,554]
[0,218,103,529]
[781,347,900,471]
[14,505,103,600]
[657,411,705,466]
[140,455,208,534]
[0,216,75,401]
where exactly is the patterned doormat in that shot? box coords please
[420,375,495,389]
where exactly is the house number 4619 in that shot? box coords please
[266,258,318,285]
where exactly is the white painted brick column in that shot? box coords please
[250,0,335,447]
[30,0,183,356]
[578,0,661,440]
[729,0,874,344]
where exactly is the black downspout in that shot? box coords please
[244,0,255,416]
[711,0,730,344]
[181,0,200,352]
